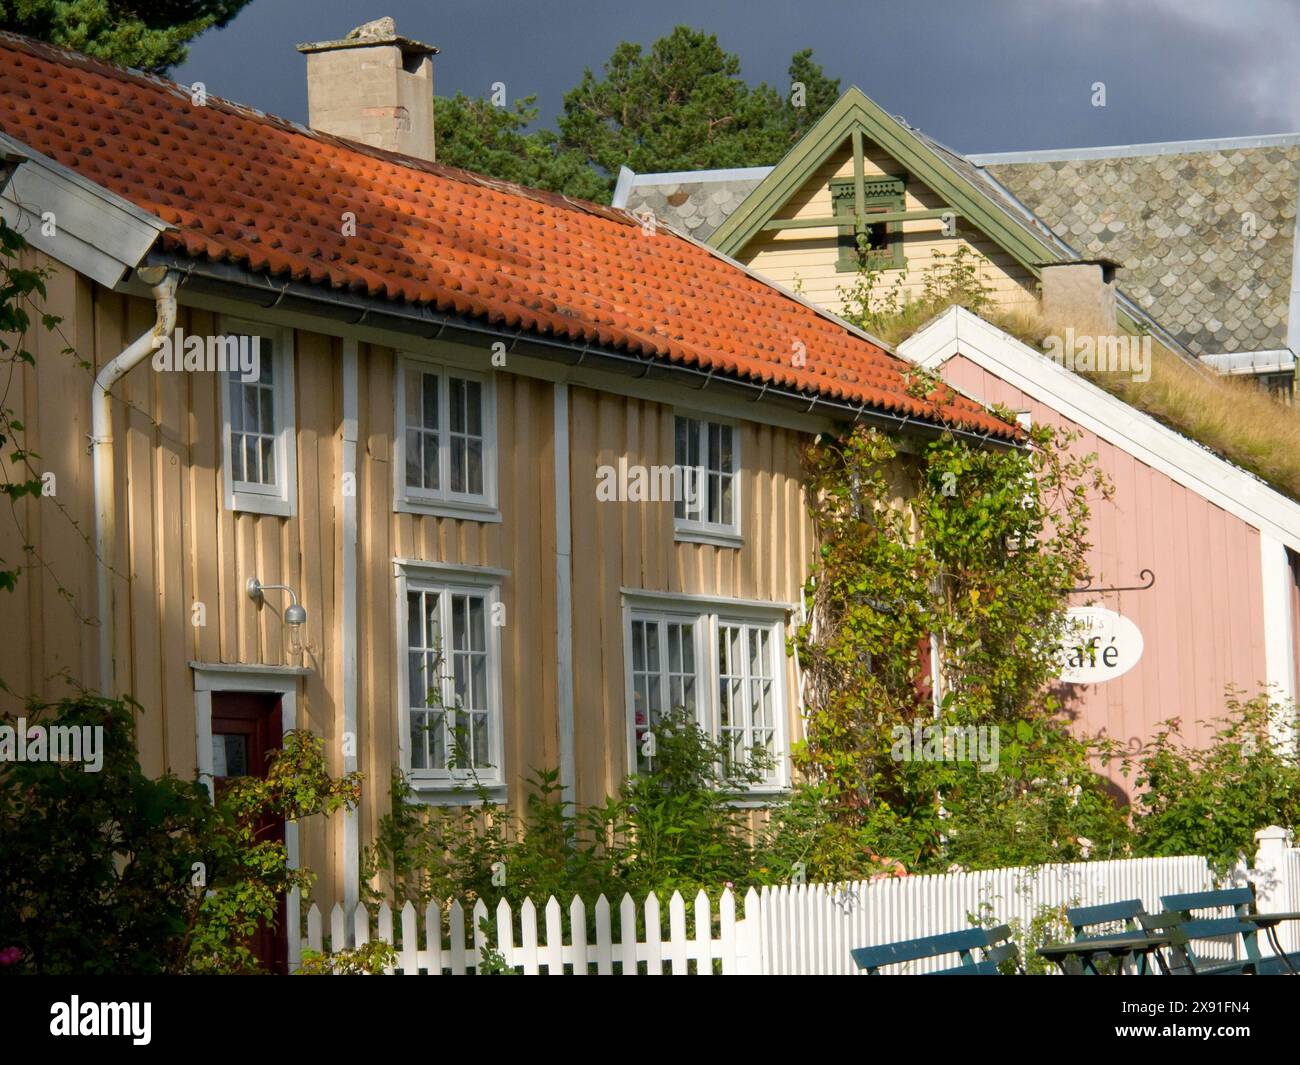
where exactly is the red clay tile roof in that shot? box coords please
[0,33,1014,438]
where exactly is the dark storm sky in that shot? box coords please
[173,0,1300,154]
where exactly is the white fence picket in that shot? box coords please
[719,889,736,973]
[353,903,370,948]
[694,890,712,975]
[306,903,322,954]
[471,899,489,973]
[489,899,508,972]
[448,899,467,974]
[425,901,443,976]
[544,896,564,975]
[518,897,538,975]
[618,893,637,975]
[329,903,347,954]
[399,901,418,975]
[668,892,688,974]
[644,893,662,975]
[570,896,589,976]
[594,894,613,975]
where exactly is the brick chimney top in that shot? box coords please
[296,17,438,60]
[297,19,439,161]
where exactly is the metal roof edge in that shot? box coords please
[970,131,1300,165]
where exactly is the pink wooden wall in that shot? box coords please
[941,354,1269,794]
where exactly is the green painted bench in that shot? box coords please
[851,924,1020,975]
[1067,898,1150,974]
[1143,887,1300,975]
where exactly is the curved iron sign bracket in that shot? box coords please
[1067,569,1155,595]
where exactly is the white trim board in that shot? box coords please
[0,133,166,287]
[190,662,304,970]
[897,307,1300,554]
[1259,535,1298,725]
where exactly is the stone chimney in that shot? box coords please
[297,18,438,161]
[1038,259,1120,339]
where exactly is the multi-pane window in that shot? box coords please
[397,359,493,509]
[626,604,785,790]
[830,177,906,273]
[674,415,739,536]
[629,616,698,772]
[221,323,295,516]
[228,349,277,489]
[405,583,498,782]
[717,623,778,783]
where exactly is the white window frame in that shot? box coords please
[394,560,506,799]
[394,355,499,521]
[219,318,296,516]
[621,590,791,795]
[673,412,742,547]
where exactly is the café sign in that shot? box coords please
[1058,606,1143,684]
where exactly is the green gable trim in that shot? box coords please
[708,86,1065,279]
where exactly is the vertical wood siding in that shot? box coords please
[566,386,815,809]
[940,354,1269,782]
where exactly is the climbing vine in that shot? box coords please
[792,419,1130,871]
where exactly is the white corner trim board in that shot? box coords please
[898,307,1300,554]
[1258,533,1300,749]
[340,338,360,915]
[554,383,576,809]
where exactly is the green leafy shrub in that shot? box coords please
[1123,690,1300,874]
[0,694,359,974]
[363,707,781,910]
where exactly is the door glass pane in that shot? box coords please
[212,733,248,778]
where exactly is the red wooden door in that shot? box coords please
[211,691,286,974]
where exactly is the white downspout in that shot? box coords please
[92,266,178,694]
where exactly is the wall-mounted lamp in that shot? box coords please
[247,577,309,653]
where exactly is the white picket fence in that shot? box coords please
[299,841,1300,975]
[303,888,756,974]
